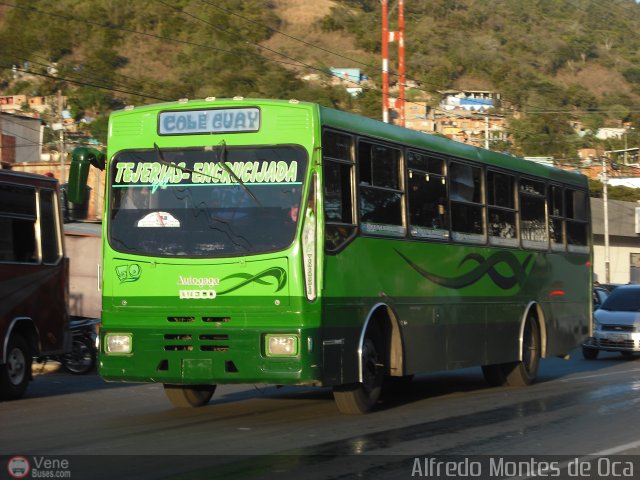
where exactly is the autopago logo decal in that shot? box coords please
[395,249,534,290]
[178,267,286,300]
[178,276,220,287]
[116,264,141,283]
[178,276,221,299]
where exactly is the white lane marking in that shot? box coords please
[560,368,640,383]
[591,438,640,455]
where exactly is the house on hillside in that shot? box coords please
[0,94,51,115]
[439,90,499,112]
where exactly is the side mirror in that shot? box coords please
[68,147,105,204]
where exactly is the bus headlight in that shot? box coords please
[265,334,299,357]
[105,333,132,354]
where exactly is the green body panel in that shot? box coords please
[322,237,589,380]
[97,98,591,388]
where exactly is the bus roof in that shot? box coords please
[0,169,60,188]
[318,105,588,188]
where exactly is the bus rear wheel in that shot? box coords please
[0,333,31,401]
[163,384,216,408]
[503,317,541,386]
[333,337,384,415]
[482,317,540,387]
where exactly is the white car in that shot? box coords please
[583,284,640,359]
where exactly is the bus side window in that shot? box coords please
[487,170,517,247]
[548,184,565,252]
[565,188,589,253]
[0,183,38,263]
[357,141,404,237]
[323,130,356,251]
[519,178,548,249]
[407,150,448,240]
[450,162,485,244]
[40,189,62,264]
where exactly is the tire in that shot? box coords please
[620,351,635,359]
[61,337,96,374]
[163,384,216,408]
[482,317,541,387]
[333,337,384,415]
[503,317,541,386]
[582,346,599,360]
[0,333,31,400]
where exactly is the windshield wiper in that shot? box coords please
[216,140,262,207]
[151,143,207,186]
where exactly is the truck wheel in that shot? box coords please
[582,346,599,360]
[333,336,384,414]
[0,333,31,400]
[163,384,216,407]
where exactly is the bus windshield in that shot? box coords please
[109,145,307,257]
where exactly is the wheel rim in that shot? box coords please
[522,321,539,374]
[361,339,381,394]
[7,347,26,386]
[64,341,93,371]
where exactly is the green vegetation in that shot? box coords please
[322,0,640,160]
[2,0,640,199]
[0,0,351,142]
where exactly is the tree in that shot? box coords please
[509,113,578,158]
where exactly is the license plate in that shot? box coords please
[607,333,627,343]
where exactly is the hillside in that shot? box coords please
[2,0,640,158]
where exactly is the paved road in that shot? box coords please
[2,351,640,479]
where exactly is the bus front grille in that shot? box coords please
[597,339,635,349]
[161,333,231,352]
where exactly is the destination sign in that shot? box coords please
[114,160,299,187]
[158,107,260,135]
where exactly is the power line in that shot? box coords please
[0,1,307,71]
[197,0,378,72]
[5,46,169,97]
[0,1,603,145]
[1,65,170,101]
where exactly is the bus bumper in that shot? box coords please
[98,325,323,386]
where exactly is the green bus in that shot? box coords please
[68,98,591,414]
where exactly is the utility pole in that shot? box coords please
[624,126,628,164]
[602,156,610,283]
[397,0,405,127]
[57,90,65,181]
[484,116,490,149]
[381,0,390,124]
[381,0,406,125]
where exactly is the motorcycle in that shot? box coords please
[36,317,100,375]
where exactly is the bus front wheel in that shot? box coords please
[0,333,31,401]
[333,337,384,414]
[163,384,216,408]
